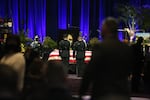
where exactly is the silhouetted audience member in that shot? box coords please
[0,64,20,100]
[131,37,144,93]
[23,60,48,100]
[24,48,41,69]
[0,34,25,91]
[143,45,150,94]
[24,48,41,86]
[0,42,4,59]
[47,61,72,100]
[79,17,133,100]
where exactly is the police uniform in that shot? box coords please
[30,35,42,54]
[59,39,70,73]
[73,40,86,77]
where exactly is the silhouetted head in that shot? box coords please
[28,60,47,79]
[47,61,66,87]
[24,48,41,64]
[101,17,118,39]
[137,37,143,44]
[34,35,39,41]
[4,35,21,54]
[63,34,68,40]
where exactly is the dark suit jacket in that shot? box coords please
[79,38,133,100]
[73,41,86,59]
[59,40,70,58]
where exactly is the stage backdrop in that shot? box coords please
[0,0,46,41]
[0,0,150,41]
[46,0,150,41]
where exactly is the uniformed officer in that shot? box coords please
[59,34,70,73]
[73,36,86,77]
[30,35,42,55]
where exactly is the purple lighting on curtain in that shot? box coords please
[58,0,67,29]
[98,0,105,40]
[80,0,90,41]
[28,0,46,41]
[0,1,7,17]
[12,0,19,34]
[27,0,34,39]
[118,32,123,41]
[69,0,72,26]
[99,0,104,29]
[19,0,27,32]
[0,0,46,42]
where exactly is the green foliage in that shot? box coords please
[18,29,32,45]
[116,4,140,26]
[43,36,57,49]
[117,4,138,18]
[116,4,150,30]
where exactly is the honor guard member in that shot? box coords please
[73,36,86,77]
[59,34,70,73]
[30,35,41,52]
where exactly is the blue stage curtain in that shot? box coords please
[80,0,90,41]
[0,0,7,18]
[68,0,72,26]
[58,0,67,29]
[1,0,150,41]
[0,0,46,41]
[99,0,105,30]
[46,0,150,40]
[27,0,46,41]
[19,0,27,32]
[11,0,19,34]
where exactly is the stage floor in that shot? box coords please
[67,74,150,100]
[72,95,150,100]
